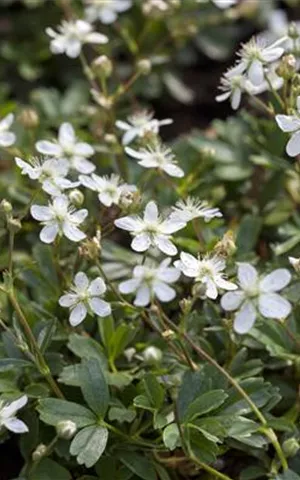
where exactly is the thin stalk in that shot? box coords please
[8,231,14,277]
[157,308,288,471]
[8,289,65,399]
[190,455,235,480]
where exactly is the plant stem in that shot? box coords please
[8,289,65,399]
[156,308,288,471]
[190,455,235,480]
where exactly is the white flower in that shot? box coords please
[216,66,246,110]
[125,144,184,178]
[31,196,88,244]
[36,123,95,174]
[175,252,237,300]
[0,395,28,434]
[15,157,79,196]
[115,200,186,256]
[115,110,173,145]
[170,197,222,223]
[119,258,180,306]
[0,113,16,147]
[276,96,300,157]
[211,0,237,9]
[85,0,132,24]
[46,19,108,58]
[221,263,292,335]
[236,36,285,86]
[79,173,136,207]
[59,272,111,326]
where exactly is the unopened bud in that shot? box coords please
[214,231,236,257]
[124,347,136,362]
[137,59,152,76]
[56,420,77,440]
[18,108,39,129]
[32,443,47,461]
[91,89,113,110]
[276,55,297,80]
[0,199,12,214]
[7,218,22,233]
[289,257,300,274]
[119,188,140,210]
[92,55,113,78]
[283,438,300,457]
[289,23,300,40]
[104,133,118,145]
[179,298,193,315]
[69,189,84,208]
[79,230,101,260]
[143,346,163,364]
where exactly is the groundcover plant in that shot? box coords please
[2,0,300,479]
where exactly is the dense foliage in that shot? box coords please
[1,1,300,479]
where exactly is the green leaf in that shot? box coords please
[163,423,181,451]
[68,334,107,365]
[37,398,96,428]
[108,407,136,423]
[236,215,262,254]
[143,374,165,409]
[275,470,300,480]
[70,425,108,468]
[79,358,110,417]
[119,452,157,480]
[184,390,228,422]
[28,458,71,480]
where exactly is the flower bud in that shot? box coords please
[289,257,300,274]
[136,59,152,76]
[214,231,236,257]
[92,55,113,78]
[32,443,47,461]
[143,346,163,364]
[104,133,118,145]
[18,108,39,129]
[69,189,84,208]
[289,23,300,40]
[79,230,101,260]
[179,298,193,315]
[119,189,141,210]
[276,55,297,80]
[283,438,300,458]
[124,347,136,362]
[7,218,22,233]
[56,420,77,440]
[0,199,12,214]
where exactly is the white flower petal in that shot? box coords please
[131,233,151,252]
[119,278,140,294]
[163,163,184,178]
[59,293,78,307]
[0,113,14,130]
[237,263,258,290]
[0,132,16,147]
[40,224,59,244]
[286,131,300,157]
[154,235,177,256]
[221,291,245,311]
[122,129,139,145]
[161,219,186,234]
[205,279,218,299]
[115,215,141,232]
[4,418,28,434]
[248,59,264,86]
[73,157,95,174]
[125,146,146,161]
[59,122,75,148]
[88,277,106,296]
[89,298,111,317]
[115,120,130,131]
[134,285,151,307]
[262,47,284,62]
[66,39,82,58]
[74,142,94,157]
[216,277,237,291]
[144,201,158,222]
[157,266,180,283]
[275,114,300,133]
[259,269,291,293]
[69,303,87,326]
[1,396,28,418]
[69,209,88,224]
[74,272,89,291]
[231,89,242,110]
[62,223,86,242]
[35,140,62,156]
[258,293,291,319]
[153,282,176,302]
[30,205,52,221]
[233,301,257,334]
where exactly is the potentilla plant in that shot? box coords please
[2,1,300,479]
